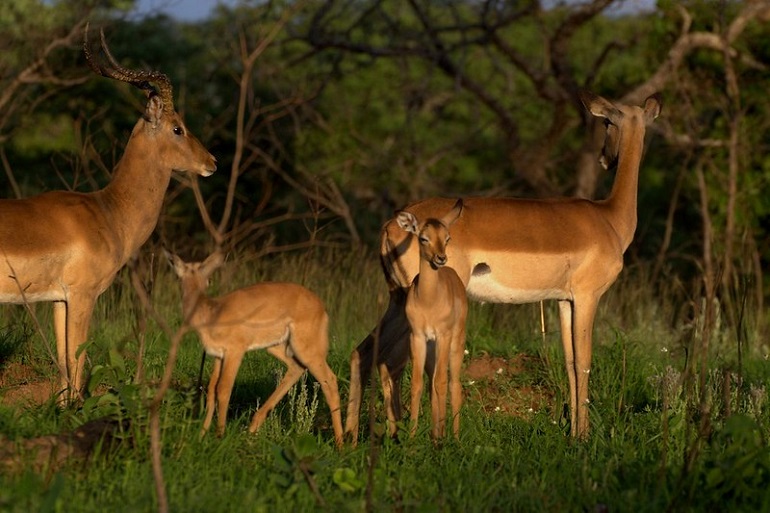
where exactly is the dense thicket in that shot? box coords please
[1,0,769,329]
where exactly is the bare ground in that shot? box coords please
[0,353,551,471]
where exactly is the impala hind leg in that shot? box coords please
[248,344,305,433]
[290,323,344,447]
[345,345,366,444]
[345,288,411,444]
[304,358,344,447]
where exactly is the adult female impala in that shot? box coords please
[0,29,216,401]
[397,200,467,440]
[166,251,344,447]
[345,91,661,441]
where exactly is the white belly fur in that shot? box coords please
[203,326,290,359]
[0,290,65,303]
[466,274,569,304]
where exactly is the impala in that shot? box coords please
[166,251,344,446]
[0,29,216,402]
[346,91,661,440]
[398,200,467,440]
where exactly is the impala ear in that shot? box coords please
[442,198,463,227]
[162,249,184,277]
[144,94,165,128]
[202,251,225,274]
[396,211,419,235]
[644,93,662,123]
[579,90,622,126]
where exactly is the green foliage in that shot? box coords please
[698,415,770,510]
[81,348,146,422]
[0,324,33,363]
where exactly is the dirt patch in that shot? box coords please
[463,353,553,418]
[0,361,57,406]
[0,418,126,474]
[0,354,554,424]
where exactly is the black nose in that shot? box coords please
[434,254,447,266]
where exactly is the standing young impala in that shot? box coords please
[0,29,216,402]
[398,200,467,440]
[166,251,344,447]
[346,91,661,441]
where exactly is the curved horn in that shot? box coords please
[84,26,175,111]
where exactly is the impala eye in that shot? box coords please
[419,236,429,245]
[173,126,184,136]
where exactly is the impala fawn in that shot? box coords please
[397,199,468,439]
[166,251,343,446]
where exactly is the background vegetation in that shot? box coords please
[1,0,769,511]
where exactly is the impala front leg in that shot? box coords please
[64,294,96,402]
[431,333,450,439]
[409,332,428,437]
[558,300,577,435]
[202,358,222,436]
[53,301,68,403]
[448,329,466,439]
[214,352,245,437]
[573,295,599,439]
[378,362,399,438]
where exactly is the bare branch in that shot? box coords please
[0,148,21,199]
[0,19,90,114]
[624,2,770,104]
[218,5,304,237]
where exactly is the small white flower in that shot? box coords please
[468,380,476,386]
[464,349,469,356]
[494,406,501,412]
[496,368,504,374]
[661,347,669,353]
[528,408,534,413]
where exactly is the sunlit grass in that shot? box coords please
[0,248,768,512]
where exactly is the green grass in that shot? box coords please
[0,248,769,512]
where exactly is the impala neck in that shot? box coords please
[603,121,646,252]
[100,122,173,261]
[180,281,211,325]
[414,256,444,304]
